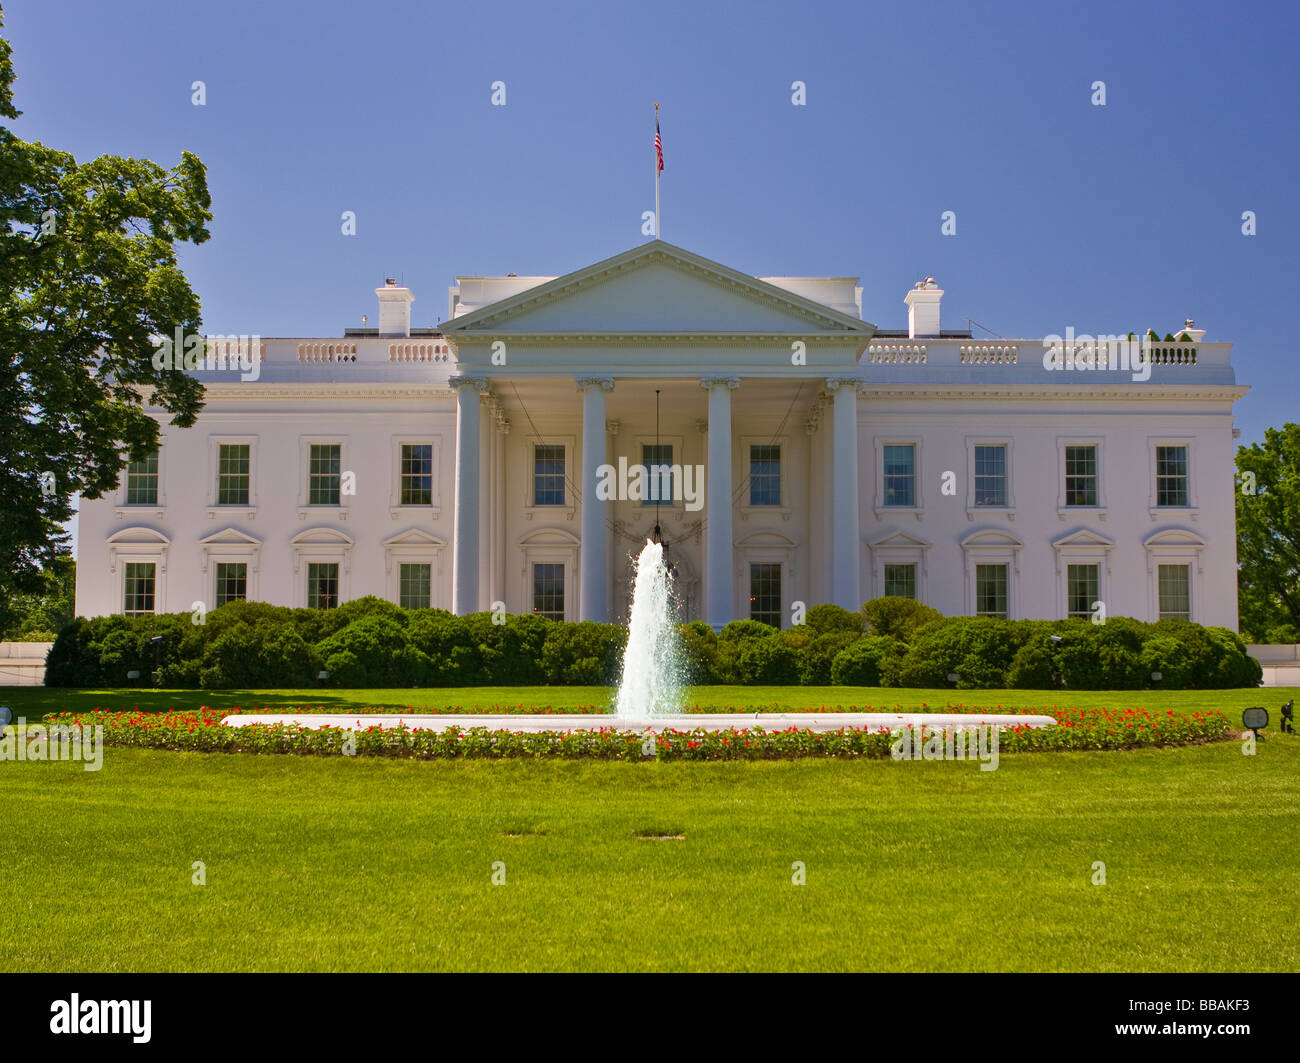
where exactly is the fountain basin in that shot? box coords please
[219,712,1056,733]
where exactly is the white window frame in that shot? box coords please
[873,436,924,520]
[107,527,171,617]
[1148,436,1198,520]
[207,435,258,518]
[290,527,354,607]
[1056,436,1107,521]
[389,436,442,518]
[966,436,1015,519]
[116,445,166,517]
[633,433,687,512]
[522,435,576,519]
[519,529,580,621]
[1051,530,1113,621]
[867,530,931,602]
[1143,529,1206,622]
[382,529,447,607]
[739,435,790,518]
[199,528,263,606]
[298,435,351,519]
[960,530,1022,618]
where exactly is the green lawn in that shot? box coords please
[2,733,1298,971]
[2,684,1293,721]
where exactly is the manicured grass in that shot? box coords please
[1,736,1297,971]
[1,684,1293,722]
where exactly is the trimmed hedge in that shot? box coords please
[44,596,1262,690]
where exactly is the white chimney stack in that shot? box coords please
[904,277,943,338]
[376,278,414,337]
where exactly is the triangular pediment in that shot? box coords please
[199,526,262,547]
[441,241,875,337]
[1051,528,1115,550]
[867,529,932,549]
[382,528,448,549]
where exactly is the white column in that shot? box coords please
[702,377,739,629]
[578,377,613,622]
[828,377,861,610]
[451,376,485,615]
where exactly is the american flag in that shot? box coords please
[655,119,664,174]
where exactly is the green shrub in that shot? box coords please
[677,621,721,684]
[734,635,800,685]
[831,636,903,686]
[540,621,627,685]
[798,631,858,685]
[1006,643,1056,688]
[894,617,1021,688]
[861,597,943,641]
[1140,635,1191,689]
[802,604,864,635]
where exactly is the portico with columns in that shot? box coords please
[438,241,876,628]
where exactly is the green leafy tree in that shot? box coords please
[0,555,74,638]
[1236,424,1300,640]
[0,14,210,617]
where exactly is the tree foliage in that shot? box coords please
[1236,424,1300,640]
[0,14,210,613]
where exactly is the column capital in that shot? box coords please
[449,375,489,392]
[824,375,862,393]
[700,376,740,391]
[576,376,615,392]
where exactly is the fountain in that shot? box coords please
[614,539,683,719]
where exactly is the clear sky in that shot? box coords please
[5,0,1297,446]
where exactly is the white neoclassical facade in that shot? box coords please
[75,241,1248,630]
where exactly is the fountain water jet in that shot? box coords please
[614,539,683,718]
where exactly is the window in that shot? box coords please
[399,444,433,506]
[884,563,916,599]
[974,445,1007,507]
[1067,563,1098,620]
[749,562,782,627]
[532,563,565,620]
[123,562,156,617]
[309,444,341,505]
[641,444,674,504]
[1158,564,1191,621]
[975,564,1008,618]
[1155,446,1189,507]
[307,562,339,609]
[882,444,915,507]
[399,563,431,609]
[533,445,566,506]
[217,444,250,505]
[214,562,247,607]
[125,452,158,505]
[1064,445,1097,506]
[749,445,781,506]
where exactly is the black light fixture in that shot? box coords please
[1243,706,1268,741]
[150,635,164,687]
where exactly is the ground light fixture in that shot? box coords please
[150,634,164,686]
[1242,706,1269,741]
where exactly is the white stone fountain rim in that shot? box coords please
[219,712,1056,733]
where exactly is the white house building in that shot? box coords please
[74,240,1248,631]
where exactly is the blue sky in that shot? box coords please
[5,0,1297,445]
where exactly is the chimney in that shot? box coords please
[376,278,414,337]
[904,277,943,338]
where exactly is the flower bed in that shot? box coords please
[42,705,1232,760]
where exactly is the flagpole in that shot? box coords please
[654,102,661,240]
